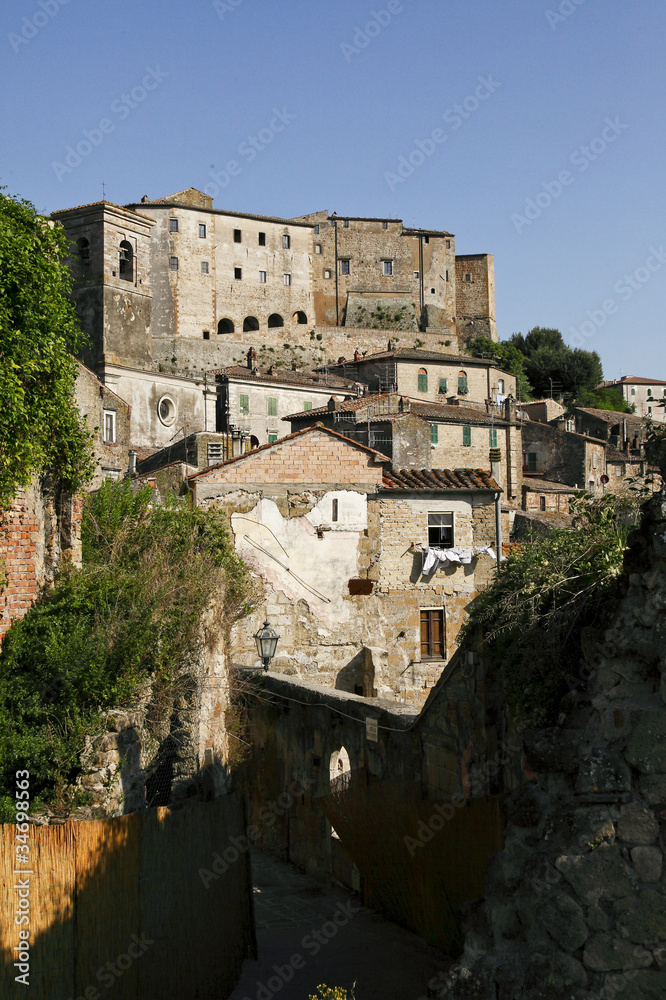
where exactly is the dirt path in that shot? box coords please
[227,850,450,1000]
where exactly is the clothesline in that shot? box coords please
[419,544,496,574]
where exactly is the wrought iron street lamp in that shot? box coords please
[253,620,279,671]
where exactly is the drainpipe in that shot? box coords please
[418,235,424,328]
[494,490,502,576]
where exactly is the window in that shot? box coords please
[239,394,249,415]
[417,368,428,392]
[199,223,206,238]
[438,378,448,394]
[283,273,292,285]
[382,221,388,229]
[458,371,468,395]
[647,387,653,396]
[218,318,234,334]
[414,271,419,279]
[313,224,320,234]
[315,244,322,254]
[267,397,278,416]
[77,237,90,265]
[465,273,471,282]
[489,428,498,448]
[423,236,430,244]
[382,260,393,275]
[234,229,242,243]
[332,498,339,522]
[431,424,438,444]
[203,330,210,340]
[268,433,278,443]
[157,395,177,426]
[446,240,451,248]
[258,232,266,246]
[259,270,267,283]
[615,464,623,477]
[119,241,133,281]
[445,270,449,282]
[540,496,546,512]
[428,512,454,548]
[592,452,598,469]
[294,311,308,324]
[631,388,636,395]
[497,378,505,394]
[340,259,350,275]
[303,401,313,411]
[324,269,332,279]
[169,256,179,271]
[201,261,209,274]
[648,406,653,415]
[169,218,178,232]
[243,316,259,332]
[207,442,224,465]
[268,313,284,328]
[103,410,116,444]
[283,234,290,249]
[463,425,471,447]
[234,267,242,279]
[343,219,349,228]
[527,452,538,473]
[420,610,444,660]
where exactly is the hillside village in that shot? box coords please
[2,188,666,1000]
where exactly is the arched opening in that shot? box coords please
[497,378,505,394]
[119,240,134,282]
[77,237,90,268]
[218,318,235,335]
[458,370,469,394]
[294,311,308,325]
[268,313,284,329]
[329,746,351,788]
[417,367,428,392]
[249,435,259,450]
[243,316,260,332]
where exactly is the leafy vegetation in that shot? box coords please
[309,988,353,1000]
[0,481,254,819]
[0,191,94,507]
[461,490,646,729]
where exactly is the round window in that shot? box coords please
[157,395,177,426]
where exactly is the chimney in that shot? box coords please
[489,447,502,485]
[354,348,360,362]
[328,396,342,411]
[247,347,257,370]
[128,450,137,475]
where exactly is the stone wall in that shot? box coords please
[427,488,666,1000]
[0,480,82,643]
[455,253,497,344]
[521,420,606,491]
[75,362,131,486]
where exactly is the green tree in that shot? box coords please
[467,336,534,400]
[575,386,631,413]
[508,327,603,400]
[0,191,93,507]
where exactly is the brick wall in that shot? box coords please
[191,428,386,491]
[0,481,82,643]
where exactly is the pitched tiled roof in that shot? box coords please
[213,365,359,389]
[522,477,578,493]
[285,392,400,420]
[325,347,500,366]
[382,469,500,491]
[285,395,508,425]
[606,376,666,386]
[127,200,314,227]
[188,423,390,480]
[571,406,645,425]
[51,201,155,222]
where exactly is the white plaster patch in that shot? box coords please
[231,497,361,625]
[305,490,368,532]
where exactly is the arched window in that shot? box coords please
[329,747,351,789]
[217,318,234,335]
[497,378,505,394]
[119,240,133,282]
[631,388,636,396]
[268,313,284,328]
[294,311,308,325]
[417,368,428,392]
[243,316,260,332]
[77,237,90,266]
[458,370,468,395]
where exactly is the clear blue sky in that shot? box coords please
[1,0,664,380]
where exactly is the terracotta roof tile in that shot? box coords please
[213,365,359,389]
[382,468,500,491]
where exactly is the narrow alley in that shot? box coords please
[227,851,451,1000]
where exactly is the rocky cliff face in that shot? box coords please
[425,491,666,999]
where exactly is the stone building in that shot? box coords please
[188,424,500,705]
[521,420,607,491]
[324,346,515,405]
[214,348,362,447]
[286,392,522,501]
[74,362,132,487]
[601,374,666,421]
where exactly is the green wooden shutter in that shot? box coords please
[431,424,438,444]
[418,372,428,392]
[438,378,448,394]
[489,428,498,448]
[463,425,471,447]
